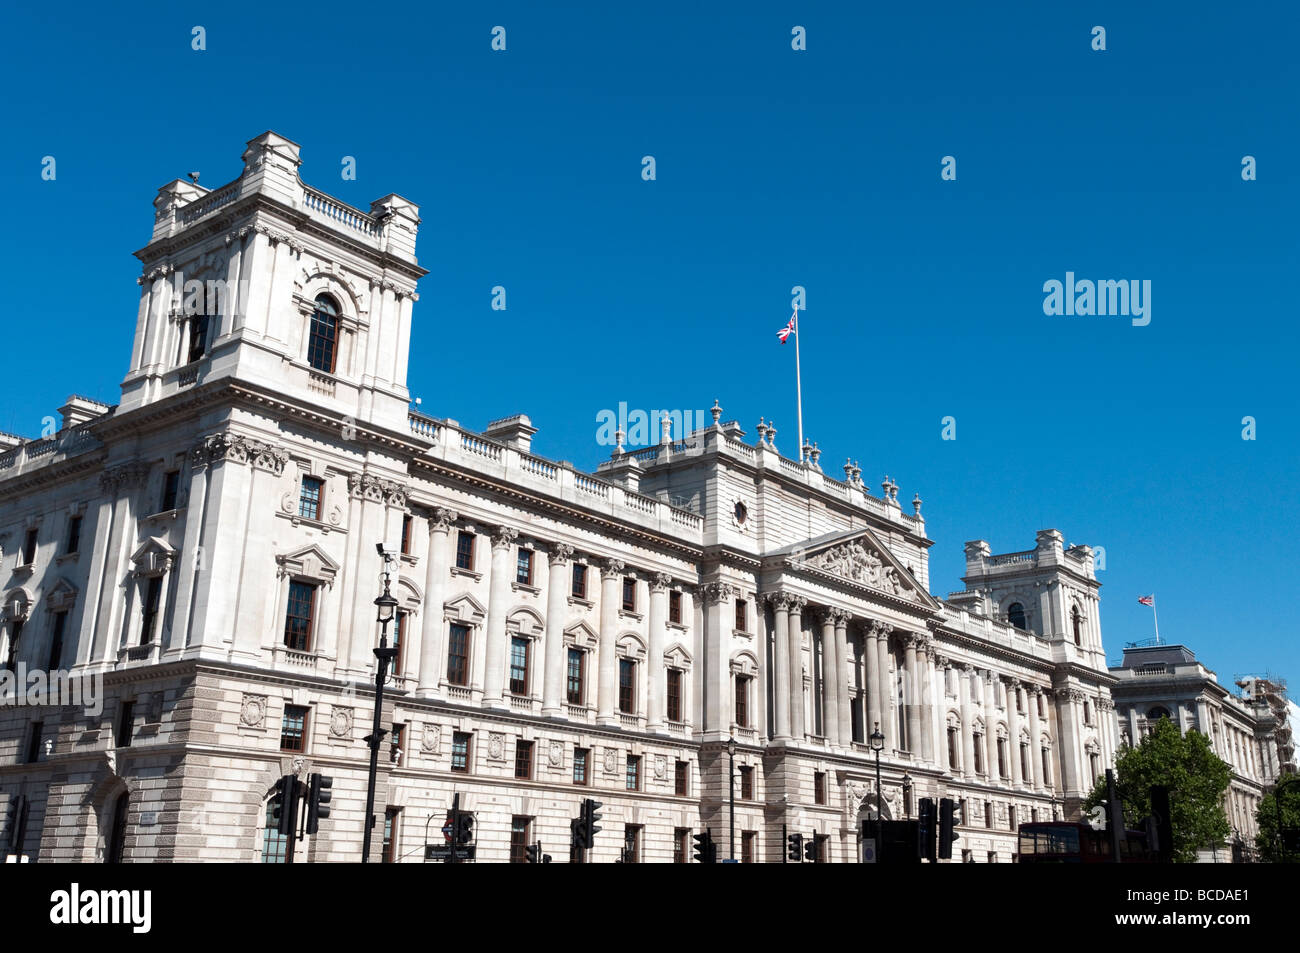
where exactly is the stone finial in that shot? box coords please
[844,458,854,481]
[756,417,768,446]
[810,442,821,466]
[882,475,891,498]
[660,412,673,446]
[912,492,923,516]
[711,399,722,426]
[614,428,625,456]
[766,422,777,447]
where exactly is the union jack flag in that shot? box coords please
[777,307,797,344]
[1138,595,1154,606]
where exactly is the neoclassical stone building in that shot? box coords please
[0,132,1120,863]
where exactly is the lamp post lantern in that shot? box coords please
[361,546,400,863]
[869,723,885,860]
[727,729,737,861]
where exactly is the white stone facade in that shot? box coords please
[0,132,1122,863]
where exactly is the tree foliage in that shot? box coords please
[1082,717,1231,863]
[1254,778,1300,863]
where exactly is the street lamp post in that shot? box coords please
[727,729,737,861]
[870,723,885,860]
[361,546,400,863]
[902,772,913,820]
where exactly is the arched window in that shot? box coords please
[1148,706,1171,722]
[307,294,340,373]
[1071,606,1083,646]
[1007,602,1027,630]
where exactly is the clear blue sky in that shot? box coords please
[2,3,1296,686]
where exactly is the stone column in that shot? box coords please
[904,636,922,755]
[481,525,518,708]
[819,608,841,748]
[769,593,792,741]
[981,670,997,779]
[1027,685,1043,791]
[834,611,852,749]
[541,542,574,716]
[876,626,893,751]
[1005,677,1023,787]
[920,638,936,764]
[959,664,976,779]
[596,558,624,724]
[788,596,806,741]
[864,621,882,744]
[416,508,455,696]
[646,573,670,731]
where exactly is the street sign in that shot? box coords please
[442,816,454,843]
[721,858,739,863]
[862,838,877,864]
[425,844,476,862]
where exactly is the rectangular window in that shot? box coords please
[48,611,67,670]
[618,659,636,714]
[280,705,309,753]
[509,636,529,695]
[116,700,135,748]
[1041,748,1052,787]
[446,623,470,686]
[984,801,993,830]
[510,816,531,864]
[1089,753,1100,786]
[1037,693,1046,718]
[734,598,747,631]
[515,549,533,585]
[25,721,42,763]
[666,669,682,722]
[307,301,338,373]
[400,514,412,556]
[451,732,471,773]
[566,648,584,706]
[573,747,588,785]
[814,771,827,805]
[1020,743,1030,780]
[571,563,587,599]
[141,576,163,644]
[21,529,37,566]
[739,765,754,800]
[622,577,636,612]
[383,808,400,863]
[742,830,756,864]
[734,674,750,727]
[626,754,641,791]
[1016,688,1025,714]
[263,798,288,864]
[948,727,960,770]
[515,739,533,780]
[161,470,180,512]
[851,699,864,743]
[189,310,209,363]
[390,611,406,677]
[675,760,688,796]
[455,531,475,571]
[4,619,22,672]
[669,590,682,624]
[65,515,82,555]
[298,476,322,521]
[973,737,984,775]
[390,723,405,763]
[959,799,968,827]
[1009,805,1017,832]
[673,828,689,864]
[997,738,1008,778]
[623,825,642,864]
[988,851,998,864]
[284,580,316,652]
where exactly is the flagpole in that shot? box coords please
[793,305,804,463]
[1152,594,1160,645]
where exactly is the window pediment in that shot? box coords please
[506,605,545,638]
[46,578,79,612]
[2,588,33,623]
[664,642,693,669]
[275,544,339,586]
[563,621,598,650]
[729,649,759,676]
[131,537,177,578]
[616,631,646,660]
[444,592,486,624]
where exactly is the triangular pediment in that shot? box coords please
[275,544,340,583]
[769,527,941,610]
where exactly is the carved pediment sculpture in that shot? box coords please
[806,541,913,595]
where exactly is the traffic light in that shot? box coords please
[939,798,959,860]
[454,811,475,846]
[305,773,332,835]
[570,816,584,853]
[525,843,541,864]
[580,798,603,850]
[6,794,28,852]
[693,830,715,863]
[918,798,937,862]
[274,774,301,837]
[803,835,818,862]
[787,832,802,862]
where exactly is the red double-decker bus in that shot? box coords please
[1017,822,1151,863]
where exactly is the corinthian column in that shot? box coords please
[981,670,998,779]
[541,542,574,717]
[416,507,456,696]
[1005,677,1023,786]
[596,558,624,724]
[481,525,518,708]
[1027,685,1043,791]
[864,621,882,745]
[959,664,976,780]
[647,573,670,731]
[769,593,792,741]
[819,608,842,748]
[788,596,807,741]
[876,625,893,751]
[904,635,922,755]
[834,611,852,749]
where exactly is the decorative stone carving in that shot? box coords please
[280,491,296,514]
[650,572,671,592]
[766,591,792,610]
[487,732,506,760]
[703,582,735,606]
[98,461,149,493]
[549,740,563,767]
[491,525,518,550]
[601,557,625,578]
[189,433,288,474]
[421,724,440,755]
[429,507,459,533]
[654,755,667,779]
[805,541,914,595]
[603,747,618,774]
[547,541,574,565]
[348,472,409,507]
[239,694,267,729]
[328,707,353,739]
